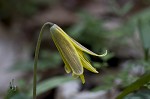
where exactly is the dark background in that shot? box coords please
[0,0,150,99]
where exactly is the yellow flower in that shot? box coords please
[50,24,107,84]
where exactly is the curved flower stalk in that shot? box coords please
[50,24,107,84]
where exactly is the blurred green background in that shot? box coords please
[0,0,150,99]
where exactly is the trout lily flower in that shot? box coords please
[50,24,107,84]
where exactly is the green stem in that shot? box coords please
[33,22,54,99]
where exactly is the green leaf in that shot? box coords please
[138,19,150,49]
[124,89,150,99]
[4,80,19,99]
[116,73,150,99]
[28,76,73,97]
[11,93,30,99]
[121,1,133,15]
[5,88,19,99]
[129,8,150,49]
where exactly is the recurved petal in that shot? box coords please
[82,58,98,73]
[50,24,83,75]
[78,50,98,73]
[71,38,107,57]
[80,74,85,84]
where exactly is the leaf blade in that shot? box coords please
[116,73,150,99]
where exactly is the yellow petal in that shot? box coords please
[64,65,71,73]
[55,40,71,74]
[71,38,107,57]
[51,32,71,73]
[50,24,107,57]
[78,50,98,73]
[80,74,85,84]
[50,24,83,75]
[72,73,79,79]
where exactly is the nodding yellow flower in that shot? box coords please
[50,24,107,84]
